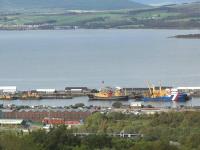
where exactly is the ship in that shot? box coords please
[20,91,41,100]
[88,87,129,101]
[0,94,18,100]
[142,82,191,102]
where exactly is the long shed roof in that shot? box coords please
[0,119,24,125]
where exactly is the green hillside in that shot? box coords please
[0,1,200,29]
[0,0,148,11]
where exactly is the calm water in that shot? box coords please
[0,97,200,108]
[0,29,200,107]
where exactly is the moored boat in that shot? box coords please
[0,95,18,100]
[142,94,190,102]
[88,87,128,101]
[142,82,191,102]
[88,94,129,101]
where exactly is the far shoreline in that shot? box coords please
[0,27,200,31]
[170,34,200,39]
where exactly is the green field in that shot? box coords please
[1,2,200,29]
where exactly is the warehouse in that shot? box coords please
[0,119,27,128]
[0,86,17,94]
[36,89,56,93]
[177,87,200,93]
[0,119,24,125]
[65,87,89,93]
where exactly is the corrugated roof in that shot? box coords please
[1,109,14,112]
[0,86,17,90]
[177,87,200,90]
[0,119,23,124]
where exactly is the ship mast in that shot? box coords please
[147,81,153,97]
[159,80,162,96]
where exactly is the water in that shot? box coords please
[0,29,200,107]
[0,97,199,108]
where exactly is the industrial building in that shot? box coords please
[0,86,17,94]
[65,87,90,96]
[177,87,200,96]
[65,87,89,93]
[177,87,200,93]
[36,89,56,93]
[0,119,28,128]
[0,119,24,125]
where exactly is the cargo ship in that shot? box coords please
[143,92,190,102]
[88,87,128,101]
[142,82,191,102]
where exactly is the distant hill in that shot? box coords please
[0,0,200,29]
[132,0,198,5]
[165,1,200,13]
[0,0,148,11]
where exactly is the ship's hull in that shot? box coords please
[143,96,173,102]
[20,97,42,100]
[143,93,191,102]
[88,94,128,101]
[173,93,191,102]
[0,97,18,100]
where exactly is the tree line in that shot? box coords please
[0,111,200,150]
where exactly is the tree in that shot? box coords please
[73,103,85,108]
[185,133,200,149]
[112,102,122,108]
[81,135,112,150]
[44,125,81,150]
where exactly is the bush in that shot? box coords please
[112,102,122,108]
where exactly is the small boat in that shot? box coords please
[0,95,18,100]
[20,91,41,100]
[88,87,128,101]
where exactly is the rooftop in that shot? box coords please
[0,119,24,124]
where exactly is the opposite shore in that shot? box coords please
[1,24,200,31]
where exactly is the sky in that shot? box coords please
[132,0,198,6]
